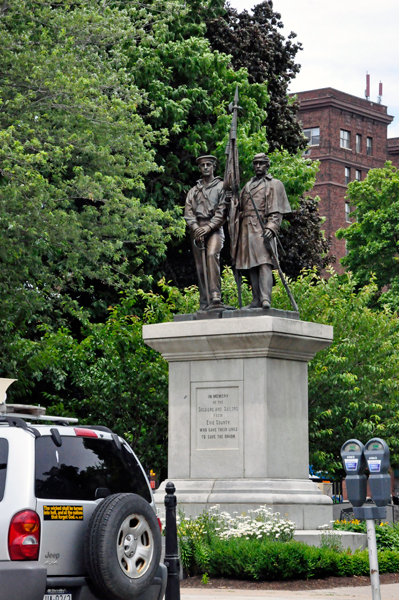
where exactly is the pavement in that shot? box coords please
[180,583,399,599]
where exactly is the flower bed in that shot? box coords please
[170,506,399,581]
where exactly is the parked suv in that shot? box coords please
[0,412,166,600]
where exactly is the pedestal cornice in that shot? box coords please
[143,316,333,362]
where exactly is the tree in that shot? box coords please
[12,284,199,473]
[0,0,186,368]
[279,196,334,279]
[204,0,307,154]
[337,163,399,310]
[271,269,399,476]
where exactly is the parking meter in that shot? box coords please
[364,438,391,507]
[340,439,368,507]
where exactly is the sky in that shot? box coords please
[229,0,399,137]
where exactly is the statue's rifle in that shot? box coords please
[224,86,242,307]
[247,187,299,313]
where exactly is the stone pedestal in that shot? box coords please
[143,313,334,529]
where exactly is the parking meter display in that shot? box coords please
[340,439,368,507]
[364,437,391,507]
[368,460,381,473]
[344,458,358,472]
[364,438,390,474]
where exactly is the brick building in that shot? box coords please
[295,88,394,268]
[387,137,399,168]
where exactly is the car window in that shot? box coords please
[0,439,9,502]
[35,436,151,502]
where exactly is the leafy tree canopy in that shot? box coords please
[0,0,187,348]
[337,163,399,310]
[272,270,399,476]
[204,0,307,154]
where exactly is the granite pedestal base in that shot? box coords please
[143,314,334,529]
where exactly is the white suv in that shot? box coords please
[0,413,166,600]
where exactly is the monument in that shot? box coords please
[143,88,333,529]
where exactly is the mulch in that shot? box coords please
[180,572,399,591]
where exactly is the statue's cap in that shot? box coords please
[253,153,269,162]
[196,155,217,165]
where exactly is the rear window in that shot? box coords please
[35,436,151,502]
[0,439,9,502]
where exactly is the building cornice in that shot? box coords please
[387,139,399,155]
[298,96,394,126]
[309,154,385,169]
[313,181,347,189]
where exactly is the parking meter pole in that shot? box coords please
[366,519,381,600]
[164,482,180,600]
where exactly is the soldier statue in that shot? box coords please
[184,155,228,310]
[234,153,291,309]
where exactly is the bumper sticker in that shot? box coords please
[43,505,84,521]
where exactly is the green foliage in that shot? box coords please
[270,269,399,475]
[185,535,399,580]
[279,196,333,279]
[334,520,399,552]
[175,505,295,573]
[181,531,399,580]
[128,0,271,212]
[0,0,186,370]
[204,0,307,154]
[319,530,344,553]
[337,163,399,309]
[14,295,171,472]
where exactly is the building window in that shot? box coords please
[367,137,373,156]
[355,170,361,181]
[340,129,351,149]
[356,134,362,153]
[304,127,320,147]
[345,203,351,223]
[345,167,351,185]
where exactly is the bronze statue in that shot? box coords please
[184,155,228,309]
[233,153,292,309]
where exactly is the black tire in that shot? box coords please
[85,493,162,600]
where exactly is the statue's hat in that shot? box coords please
[196,155,217,165]
[252,153,269,162]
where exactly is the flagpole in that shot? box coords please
[224,86,242,308]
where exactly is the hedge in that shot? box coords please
[193,538,399,580]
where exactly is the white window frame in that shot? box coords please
[340,129,351,149]
[355,170,361,182]
[345,167,351,185]
[356,134,362,153]
[303,127,320,147]
[345,203,351,223]
[367,137,373,156]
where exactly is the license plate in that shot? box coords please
[44,594,72,600]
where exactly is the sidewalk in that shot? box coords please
[181,583,399,599]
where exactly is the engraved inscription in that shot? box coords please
[196,387,239,450]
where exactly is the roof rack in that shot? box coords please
[0,415,40,438]
[0,412,78,424]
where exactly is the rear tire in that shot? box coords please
[85,493,161,600]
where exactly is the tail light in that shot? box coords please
[8,510,40,560]
[157,517,163,533]
[74,428,98,438]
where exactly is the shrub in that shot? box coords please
[171,505,295,573]
[334,519,399,552]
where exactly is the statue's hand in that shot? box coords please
[195,225,211,240]
[263,228,274,242]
